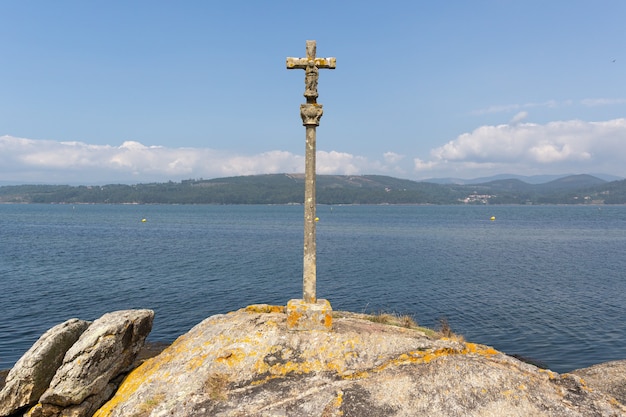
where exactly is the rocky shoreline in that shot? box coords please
[2,308,625,416]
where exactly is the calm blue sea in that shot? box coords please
[1,204,625,373]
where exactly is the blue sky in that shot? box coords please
[1,1,625,184]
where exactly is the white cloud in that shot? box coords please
[383,151,405,164]
[0,135,301,183]
[0,135,405,184]
[413,118,626,179]
[3,115,625,185]
[509,111,528,125]
[316,151,405,176]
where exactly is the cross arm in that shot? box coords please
[286,57,337,70]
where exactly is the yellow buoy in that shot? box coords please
[490,216,496,221]
[315,217,319,222]
[141,218,147,222]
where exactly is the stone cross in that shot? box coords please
[286,40,336,304]
[285,41,335,331]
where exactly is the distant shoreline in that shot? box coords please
[1,173,624,205]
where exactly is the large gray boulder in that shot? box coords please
[93,307,626,417]
[39,309,154,409]
[0,318,90,416]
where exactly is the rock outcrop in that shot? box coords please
[0,310,153,417]
[3,307,626,416]
[572,360,626,407]
[40,309,154,408]
[93,307,626,417]
[0,319,90,416]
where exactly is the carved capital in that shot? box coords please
[300,103,323,126]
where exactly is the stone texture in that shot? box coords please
[25,382,118,417]
[572,359,626,406]
[0,318,90,416]
[0,370,7,390]
[93,307,626,417]
[286,298,332,330]
[39,309,154,408]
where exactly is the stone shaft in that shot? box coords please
[286,40,335,308]
[303,125,317,303]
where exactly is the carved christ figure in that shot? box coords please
[287,40,335,104]
[304,60,319,100]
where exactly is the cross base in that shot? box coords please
[286,299,333,331]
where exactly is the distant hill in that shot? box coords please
[469,174,606,193]
[0,174,625,205]
[537,174,608,191]
[425,173,623,185]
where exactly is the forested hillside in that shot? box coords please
[0,174,624,205]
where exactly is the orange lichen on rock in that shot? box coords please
[244,304,285,314]
[286,310,303,328]
[91,308,626,417]
[323,312,333,329]
[286,299,333,330]
[342,342,500,381]
[93,353,165,416]
[215,348,247,367]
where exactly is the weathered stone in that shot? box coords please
[23,402,63,417]
[0,370,7,390]
[286,40,336,103]
[39,309,154,408]
[572,359,626,406]
[93,307,626,417]
[0,318,90,416]
[286,298,332,330]
[286,40,336,310]
[62,382,118,417]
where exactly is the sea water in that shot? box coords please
[1,204,625,373]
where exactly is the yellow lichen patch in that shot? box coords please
[539,369,558,379]
[93,353,169,416]
[576,377,594,392]
[251,354,340,385]
[463,343,499,357]
[95,334,210,416]
[339,343,500,381]
[324,313,333,329]
[559,374,593,392]
[321,390,345,417]
[342,369,370,381]
[325,359,343,373]
[286,310,303,328]
[185,352,209,371]
[215,348,246,367]
[334,390,344,408]
[274,359,325,375]
[264,319,279,328]
[244,304,285,314]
